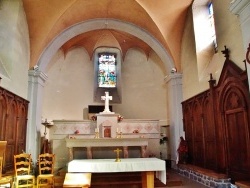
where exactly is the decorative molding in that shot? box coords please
[164,73,182,84]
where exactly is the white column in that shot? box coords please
[27,70,48,160]
[164,73,184,165]
[230,0,250,91]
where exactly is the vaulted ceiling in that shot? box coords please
[22,0,193,72]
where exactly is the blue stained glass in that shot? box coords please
[208,2,213,15]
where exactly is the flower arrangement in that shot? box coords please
[133,129,139,134]
[91,115,97,121]
[160,136,168,144]
[117,115,123,122]
[91,115,123,122]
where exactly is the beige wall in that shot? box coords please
[42,48,168,121]
[0,0,29,99]
[181,0,246,101]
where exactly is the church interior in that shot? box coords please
[0,0,250,187]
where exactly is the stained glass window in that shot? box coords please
[98,53,117,88]
[208,2,217,52]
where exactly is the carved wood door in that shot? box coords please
[5,97,17,170]
[223,89,250,180]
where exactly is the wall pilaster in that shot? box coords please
[164,73,184,165]
[27,70,47,160]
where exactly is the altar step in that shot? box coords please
[55,168,183,188]
[90,172,141,188]
[90,172,183,188]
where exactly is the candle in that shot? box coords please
[117,128,119,132]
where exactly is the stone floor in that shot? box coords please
[0,168,209,188]
[88,169,209,188]
[166,169,208,188]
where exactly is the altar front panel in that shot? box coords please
[67,158,166,185]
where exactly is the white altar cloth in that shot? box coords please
[67,158,166,184]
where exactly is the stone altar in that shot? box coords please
[65,138,148,160]
[50,119,161,170]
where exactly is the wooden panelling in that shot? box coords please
[182,52,250,182]
[0,87,29,171]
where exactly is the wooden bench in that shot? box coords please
[63,173,91,188]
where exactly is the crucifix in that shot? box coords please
[101,91,113,113]
[114,148,122,162]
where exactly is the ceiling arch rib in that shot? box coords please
[61,29,153,61]
[38,19,175,73]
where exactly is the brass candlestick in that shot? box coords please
[94,130,99,138]
[114,148,122,162]
[116,131,122,138]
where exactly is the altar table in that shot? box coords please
[65,138,148,160]
[67,158,166,188]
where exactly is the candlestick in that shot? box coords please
[114,148,122,162]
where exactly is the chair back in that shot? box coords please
[14,153,33,176]
[0,141,7,172]
[38,153,55,175]
[0,157,2,178]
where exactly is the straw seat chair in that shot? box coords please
[13,153,35,188]
[0,157,13,187]
[36,153,55,188]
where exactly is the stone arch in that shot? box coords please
[37,18,174,73]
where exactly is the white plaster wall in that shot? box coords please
[181,0,246,101]
[0,0,29,99]
[42,47,168,121]
[230,0,250,91]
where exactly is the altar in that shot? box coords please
[67,158,166,188]
[65,138,148,160]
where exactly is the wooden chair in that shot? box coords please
[36,153,55,188]
[0,156,13,187]
[0,141,7,173]
[13,153,35,188]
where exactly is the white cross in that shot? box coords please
[101,91,112,113]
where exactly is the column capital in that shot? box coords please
[164,73,182,84]
[28,70,48,82]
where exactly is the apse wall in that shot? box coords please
[42,47,168,121]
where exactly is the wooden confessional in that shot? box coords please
[0,86,29,171]
[182,46,250,182]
